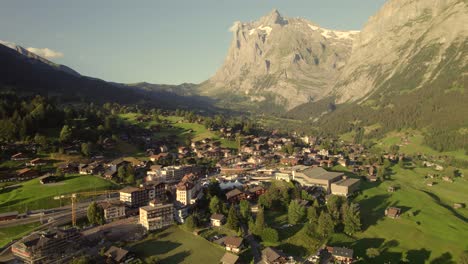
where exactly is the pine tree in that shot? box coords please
[209,196,222,215]
[226,206,240,231]
[239,200,251,221]
[59,125,73,142]
[288,200,306,225]
[343,203,361,235]
[307,206,318,224]
[317,212,334,238]
[255,206,265,235]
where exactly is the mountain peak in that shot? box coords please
[261,9,287,26]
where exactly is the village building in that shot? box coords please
[16,168,39,181]
[330,178,360,196]
[100,200,126,221]
[261,247,288,264]
[292,167,344,192]
[104,246,135,263]
[12,228,81,263]
[385,207,402,219]
[220,252,240,264]
[119,187,149,208]
[327,246,354,264]
[11,152,29,161]
[26,158,47,167]
[210,213,225,227]
[226,188,247,203]
[139,200,174,231]
[224,236,244,253]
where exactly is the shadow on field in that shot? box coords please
[358,194,391,230]
[278,243,308,257]
[351,238,402,263]
[159,250,191,264]
[0,198,28,210]
[430,252,456,264]
[0,185,21,195]
[407,248,431,263]
[422,190,468,222]
[133,240,182,256]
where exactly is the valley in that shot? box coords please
[0,0,467,263]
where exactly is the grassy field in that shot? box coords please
[0,174,118,213]
[0,222,41,247]
[331,165,468,263]
[378,130,468,161]
[131,225,225,264]
[264,210,322,257]
[118,113,237,149]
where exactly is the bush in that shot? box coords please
[261,227,279,243]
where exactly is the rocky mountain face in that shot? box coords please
[199,10,359,110]
[333,0,468,103]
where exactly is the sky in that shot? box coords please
[0,0,387,85]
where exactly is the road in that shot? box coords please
[240,222,262,263]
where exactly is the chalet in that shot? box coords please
[224,236,244,253]
[109,159,132,172]
[280,157,300,166]
[149,153,169,162]
[327,246,354,264]
[319,159,334,168]
[26,158,47,167]
[220,252,240,264]
[385,207,401,219]
[104,246,134,263]
[261,247,288,264]
[247,186,266,200]
[79,162,104,175]
[226,188,246,203]
[40,175,61,184]
[11,153,29,161]
[57,163,78,174]
[16,168,39,181]
[210,213,225,227]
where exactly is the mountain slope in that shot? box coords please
[0,43,217,111]
[333,0,468,103]
[289,0,468,152]
[0,40,80,77]
[199,10,359,111]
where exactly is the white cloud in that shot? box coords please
[26,47,64,59]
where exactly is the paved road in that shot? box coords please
[240,222,261,263]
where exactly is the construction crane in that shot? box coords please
[55,190,120,226]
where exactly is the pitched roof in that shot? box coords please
[224,236,243,248]
[329,246,354,258]
[105,246,129,262]
[226,188,243,200]
[220,252,239,264]
[119,186,141,194]
[210,213,225,221]
[262,247,285,262]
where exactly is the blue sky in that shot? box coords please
[0,0,386,84]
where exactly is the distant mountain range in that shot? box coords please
[0,42,217,111]
[1,0,466,143]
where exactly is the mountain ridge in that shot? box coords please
[198,9,360,110]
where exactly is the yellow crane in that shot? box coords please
[56,190,120,226]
